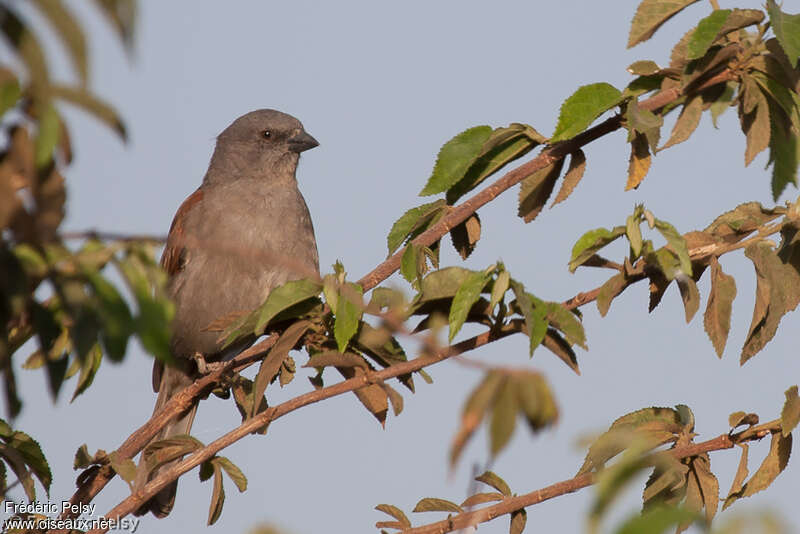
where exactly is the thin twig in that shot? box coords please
[400,420,783,534]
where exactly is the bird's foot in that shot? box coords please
[192,352,225,375]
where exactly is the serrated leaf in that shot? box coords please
[510,280,547,355]
[626,214,643,257]
[628,0,701,48]
[107,450,136,484]
[578,407,682,475]
[722,444,749,511]
[767,0,800,67]
[545,302,587,349]
[569,226,626,272]
[676,276,700,323]
[552,150,587,206]
[400,242,420,284]
[251,320,310,419]
[661,95,703,151]
[375,504,411,528]
[449,270,491,341]
[782,386,800,436]
[654,218,692,275]
[687,9,731,60]
[387,200,446,255]
[71,343,102,401]
[551,83,623,142]
[767,95,800,201]
[740,81,771,166]
[626,132,651,190]
[597,273,627,317]
[627,101,663,151]
[691,454,719,524]
[703,258,736,357]
[728,432,792,505]
[489,378,517,457]
[6,430,52,495]
[420,126,493,196]
[450,212,481,259]
[475,470,512,496]
[252,279,322,337]
[446,123,541,204]
[412,497,463,514]
[518,158,564,223]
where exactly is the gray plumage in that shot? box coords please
[135,109,319,517]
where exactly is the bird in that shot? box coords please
[134,109,320,517]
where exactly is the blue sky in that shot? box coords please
[6,1,799,533]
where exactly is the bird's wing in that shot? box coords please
[160,187,204,276]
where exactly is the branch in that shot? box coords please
[59,230,168,242]
[84,324,521,533]
[400,419,783,534]
[356,69,736,292]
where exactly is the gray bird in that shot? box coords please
[135,109,320,517]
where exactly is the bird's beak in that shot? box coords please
[288,130,319,153]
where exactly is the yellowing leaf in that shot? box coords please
[489,377,517,457]
[626,132,651,190]
[412,497,463,514]
[782,386,800,436]
[569,226,627,272]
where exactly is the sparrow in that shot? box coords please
[135,109,320,517]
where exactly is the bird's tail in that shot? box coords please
[134,362,198,518]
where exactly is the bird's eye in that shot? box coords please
[262,130,271,139]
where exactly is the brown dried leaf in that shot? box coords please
[412,497,463,514]
[703,257,737,357]
[518,158,564,223]
[450,212,481,260]
[460,492,505,508]
[552,149,586,206]
[740,82,771,166]
[251,320,310,417]
[728,432,792,506]
[375,504,411,528]
[475,470,512,496]
[450,371,503,468]
[729,412,759,428]
[628,0,701,48]
[510,508,527,534]
[626,132,651,190]
[724,443,749,511]
[661,95,703,150]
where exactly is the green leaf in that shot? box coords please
[687,9,731,60]
[782,385,800,436]
[412,497,463,514]
[449,270,491,341]
[6,429,52,496]
[0,76,21,116]
[400,243,421,284]
[253,279,322,335]
[92,0,137,53]
[515,371,559,430]
[489,269,510,312]
[71,344,102,401]
[420,126,492,196]
[85,271,133,361]
[597,273,627,317]
[489,377,517,457]
[50,83,127,140]
[34,102,60,168]
[628,0,701,48]
[614,506,698,534]
[387,200,446,255]
[334,283,363,352]
[767,0,800,67]
[510,280,547,355]
[108,450,136,484]
[627,60,660,76]
[446,123,542,204]
[569,226,626,272]
[31,0,88,84]
[551,83,623,142]
[654,218,692,276]
[626,213,643,258]
[703,258,736,357]
[551,150,587,206]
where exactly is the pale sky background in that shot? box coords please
[4,1,800,533]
